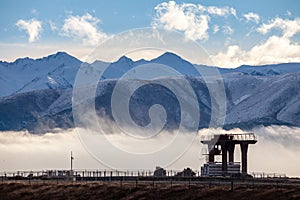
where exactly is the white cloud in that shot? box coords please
[0,42,93,62]
[207,6,236,17]
[62,13,108,45]
[222,25,234,35]
[152,1,236,41]
[16,19,42,42]
[212,35,300,68]
[213,25,219,33]
[211,17,300,68]
[257,17,300,38]
[153,1,209,41]
[243,12,260,24]
[224,37,234,47]
[49,21,57,31]
[230,8,237,17]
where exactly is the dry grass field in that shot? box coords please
[0,180,299,200]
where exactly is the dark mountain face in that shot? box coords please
[0,52,299,134]
[0,89,63,132]
[0,72,299,134]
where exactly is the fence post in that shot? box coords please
[86,171,88,184]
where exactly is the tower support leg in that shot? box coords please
[240,143,249,175]
[228,143,235,164]
[221,143,228,175]
[208,144,214,163]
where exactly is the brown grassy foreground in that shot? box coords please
[0,181,299,200]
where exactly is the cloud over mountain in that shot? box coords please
[16,19,42,42]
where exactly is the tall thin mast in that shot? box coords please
[71,151,74,171]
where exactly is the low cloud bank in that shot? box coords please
[0,125,299,177]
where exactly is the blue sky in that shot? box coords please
[0,0,300,67]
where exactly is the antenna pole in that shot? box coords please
[71,151,74,172]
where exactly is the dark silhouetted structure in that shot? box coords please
[200,133,257,177]
[154,166,166,177]
[176,168,196,177]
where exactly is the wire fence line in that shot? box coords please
[0,169,287,178]
[0,169,296,192]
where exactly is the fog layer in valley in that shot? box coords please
[0,125,299,177]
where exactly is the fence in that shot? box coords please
[0,169,200,178]
[0,169,288,179]
[251,172,287,179]
[0,173,299,192]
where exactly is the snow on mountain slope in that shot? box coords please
[1,51,300,98]
[0,72,299,133]
[101,56,135,79]
[1,51,300,134]
[224,71,300,128]
[150,52,201,76]
[221,63,300,76]
[101,52,201,79]
[0,52,81,97]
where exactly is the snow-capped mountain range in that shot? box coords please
[0,52,299,133]
[0,52,81,97]
[1,52,300,97]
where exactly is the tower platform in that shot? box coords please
[200,133,257,177]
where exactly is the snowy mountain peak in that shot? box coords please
[48,51,69,58]
[154,52,184,62]
[14,57,34,65]
[0,51,82,97]
[116,55,134,64]
[1,51,300,97]
[232,62,300,76]
[135,58,146,63]
[43,51,80,63]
